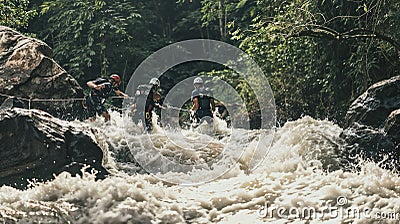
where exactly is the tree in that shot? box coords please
[204,0,400,124]
[200,0,256,41]
[0,0,37,28]
[39,0,140,81]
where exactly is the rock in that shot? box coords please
[384,109,400,145]
[340,122,398,169]
[340,76,400,170]
[0,26,84,120]
[344,76,400,129]
[0,108,109,189]
[0,97,24,109]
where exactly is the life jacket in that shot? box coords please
[90,78,115,104]
[134,84,153,112]
[192,87,213,111]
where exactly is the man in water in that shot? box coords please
[191,77,215,125]
[132,77,165,132]
[85,74,128,122]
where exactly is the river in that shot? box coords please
[0,111,399,223]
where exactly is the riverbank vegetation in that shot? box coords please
[1,0,399,126]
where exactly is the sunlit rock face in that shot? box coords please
[0,108,109,189]
[0,26,84,120]
[340,76,400,169]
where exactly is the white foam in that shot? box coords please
[1,115,400,223]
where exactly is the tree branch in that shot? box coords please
[292,26,400,52]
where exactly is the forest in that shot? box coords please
[2,0,399,126]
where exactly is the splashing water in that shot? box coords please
[1,112,400,223]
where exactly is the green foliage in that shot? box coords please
[21,0,400,126]
[200,0,255,41]
[39,0,140,80]
[213,0,399,124]
[199,69,257,113]
[0,0,37,28]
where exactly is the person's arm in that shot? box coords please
[87,80,104,90]
[192,97,199,111]
[114,89,129,98]
[153,92,162,105]
[152,92,168,109]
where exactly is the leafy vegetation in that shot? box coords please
[0,0,36,28]
[206,0,400,124]
[37,0,140,79]
[7,0,400,126]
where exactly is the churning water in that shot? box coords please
[1,111,400,223]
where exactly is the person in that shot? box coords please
[132,77,165,131]
[84,74,128,122]
[191,77,215,125]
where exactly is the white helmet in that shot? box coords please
[149,78,160,86]
[193,77,203,85]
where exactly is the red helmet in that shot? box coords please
[109,74,121,85]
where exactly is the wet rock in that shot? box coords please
[0,97,24,109]
[340,76,400,169]
[340,122,398,169]
[0,108,109,189]
[384,109,400,145]
[0,26,84,120]
[344,76,400,129]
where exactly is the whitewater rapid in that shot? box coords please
[0,111,399,223]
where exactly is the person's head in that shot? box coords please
[149,78,160,89]
[193,77,203,89]
[109,74,121,87]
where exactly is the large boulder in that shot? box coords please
[0,108,109,189]
[340,76,400,169]
[384,109,400,146]
[0,26,84,120]
[344,76,400,129]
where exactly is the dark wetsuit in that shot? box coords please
[85,78,117,118]
[133,84,161,131]
[191,87,214,123]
